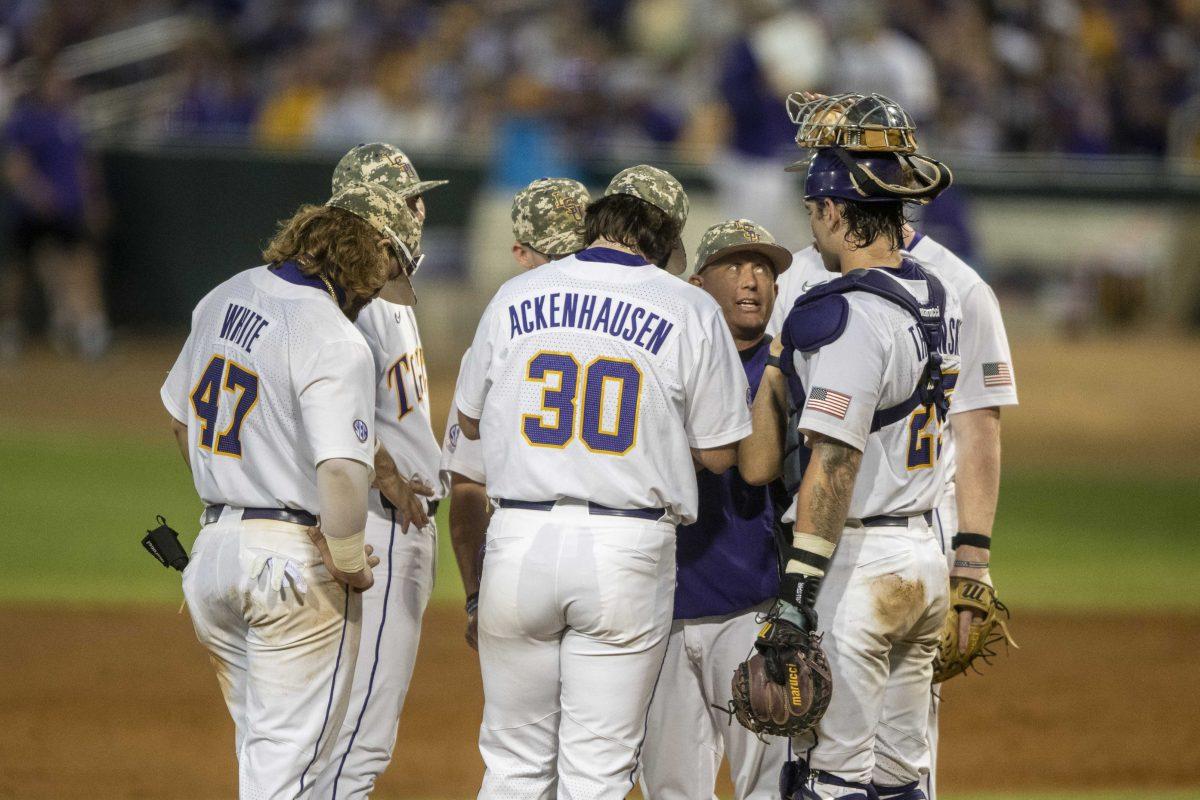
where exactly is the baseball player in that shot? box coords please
[765,130,1018,800]
[637,219,794,800]
[454,166,752,800]
[741,94,962,799]
[312,143,449,798]
[439,177,591,650]
[161,182,421,799]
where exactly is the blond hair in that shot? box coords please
[262,205,392,302]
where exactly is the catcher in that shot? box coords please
[759,92,1019,799]
[733,92,963,800]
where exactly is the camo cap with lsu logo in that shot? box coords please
[331,142,448,199]
[604,164,690,274]
[511,178,590,257]
[326,182,423,272]
[693,218,792,276]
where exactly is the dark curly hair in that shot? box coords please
[815,199,911,252]
[584,194,680,267]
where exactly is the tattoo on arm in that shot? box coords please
[795,435,862,546]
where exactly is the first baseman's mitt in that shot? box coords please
[730,616,832,738]
[933,576,1016,683]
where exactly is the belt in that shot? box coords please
[202,505,317,527]
[854,510,933,528]
[379,494,440,517]
[496,498,666,521]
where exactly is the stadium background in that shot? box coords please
[1,1,1199,798]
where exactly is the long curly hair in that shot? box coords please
[262,205,392,311]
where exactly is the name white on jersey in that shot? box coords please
[161,265,375,513]
[454,251,751,524]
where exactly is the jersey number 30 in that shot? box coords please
[522,351,641,455]
[191,355,260,457]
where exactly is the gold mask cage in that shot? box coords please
[786,92,919,153]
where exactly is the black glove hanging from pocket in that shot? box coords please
[142,515,189,572]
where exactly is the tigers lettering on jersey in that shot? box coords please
[506,292,675,355]
[386,346,428,421]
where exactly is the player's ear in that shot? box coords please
[688,274,703,288]
[511,242,528,268]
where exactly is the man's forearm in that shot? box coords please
[170,417,191,471]
[793,435,863,545]
[952,408,1001,536]
[449,475,489,596]
[739,366,787,485]
[951,408,1001,569]
[316,458,370,540]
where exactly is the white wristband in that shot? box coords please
[325,530,366,573]
[785,531,837,578]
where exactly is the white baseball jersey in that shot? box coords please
[770,237,1018,484]
[439,351,487,485]
[454,248,752,524]
[355,299,447,499]
[781,260,963,521]
[161,264,375,512]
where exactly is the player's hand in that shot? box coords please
[307,527,381,592]
[376,471,435,532]
[950,545,992,654]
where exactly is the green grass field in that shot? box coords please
[1,427,1197,610]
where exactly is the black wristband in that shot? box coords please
[465,592,479,616]
[952,532,991,550]
[766,353,782,370]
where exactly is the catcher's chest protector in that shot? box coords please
[778,264,950,495]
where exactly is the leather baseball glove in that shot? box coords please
[730,615,832,738]
[933,575,1016,683]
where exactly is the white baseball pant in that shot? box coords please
[476,501,677,800]
[639,600,789,800]
[313,493,438,798]
[182,511,362,800]
[792,517,949,795]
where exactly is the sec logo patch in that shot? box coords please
[353,419,369,442]
[448,423,460,451]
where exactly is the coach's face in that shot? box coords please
[691,253,776,346]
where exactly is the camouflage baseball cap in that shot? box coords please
[326,182,423,271]
[331,142,448,198]
[693,218,792,276]
[604,165,689,275]
[511,178,590,256]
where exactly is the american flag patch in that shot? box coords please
[808,387,852,419]
[982,362,1013,387]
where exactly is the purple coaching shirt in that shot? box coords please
[673,335,789,620]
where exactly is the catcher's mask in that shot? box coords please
[786,91,919,154]
[797,146,952,205]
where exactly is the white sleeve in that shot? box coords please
[951,282,1018,414]
[440,405,487,484]
[683,307,753,449]
[160,330,195,423]
[453,303,500,420]
[795,310,886,452]
[295,338,376,468]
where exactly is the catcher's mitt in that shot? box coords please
[933,576,1017,683]
[730,617,832,738]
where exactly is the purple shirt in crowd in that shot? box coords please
[673,335,789,620]
[3,97,89,222]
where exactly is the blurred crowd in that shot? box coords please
[1,0,1198,163]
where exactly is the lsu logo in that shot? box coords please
[552,190,583,222]
[735,220,760,242]
[353,419,369,443]
[385,153,416,179]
